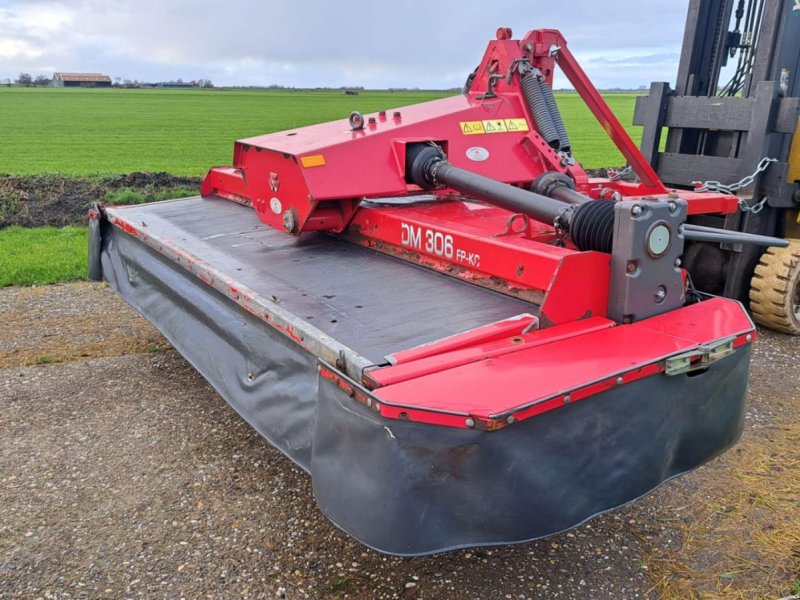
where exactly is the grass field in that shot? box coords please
[0,87,643,287]
[0,87,642,175]
[0,226,87,286]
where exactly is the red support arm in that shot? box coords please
[523,30,668,194]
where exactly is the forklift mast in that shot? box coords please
[635,0,800,306]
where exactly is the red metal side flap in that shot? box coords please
[372,298,754,423]
[371,316,614,388]
[386,313,539,366]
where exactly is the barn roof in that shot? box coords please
[54,72,112,83]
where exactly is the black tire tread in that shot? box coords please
[749,240,800,334]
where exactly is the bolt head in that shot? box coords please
[465,418,475,428]
[506,415,515,424]
[674,258,682,268]
[616,376,624,385]
[366,398,372,407]
[631,205,643,216]
[746,334,752,342]
[563,395,571,404]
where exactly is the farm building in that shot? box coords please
[52,73,112,88]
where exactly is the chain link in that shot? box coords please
[693,157,777,214]
[738,196,768,214]
[693,157,777,195]
[553,208,573,247]
[608,165,632,181]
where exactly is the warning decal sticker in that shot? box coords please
[504,118,530,132]
[482,119,507,133]
[459,117,529,135]
[460,121,485,135]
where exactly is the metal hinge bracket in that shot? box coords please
[664,338,736,376]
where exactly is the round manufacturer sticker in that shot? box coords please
[270,197,282,214]
[466,146,490,162]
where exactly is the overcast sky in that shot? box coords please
[0,0,691,89]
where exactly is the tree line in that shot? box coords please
[13,73,51,87]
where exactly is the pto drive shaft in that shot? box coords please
[405,144,610,250]
[404,144,789,252]
[406,144,570,226]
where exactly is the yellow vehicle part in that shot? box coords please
[750,239,800,335]
[786,210,800,240]
[790,116,800,183]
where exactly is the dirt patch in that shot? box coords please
[0,172,200,228]
[0,169,633,231]
[0,282,169,368]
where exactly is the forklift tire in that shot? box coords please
[749,239,800,335]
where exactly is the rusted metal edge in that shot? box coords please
[103,205,375,381]
[318,361,474,429]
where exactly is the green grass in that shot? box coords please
[0,226,87,286]
[104,185,198,205]
[555,92,643,168]
[0,87,645,286]
[0,87,642,176]
[0,88,452,176]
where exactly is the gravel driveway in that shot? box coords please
[1,283,798,599]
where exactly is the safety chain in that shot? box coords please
[692,157,777,195]
[429,160,442,187]
[426,141,446,186]
[553,208,572,247]
[738,196,768,214]
[608,165,632,181]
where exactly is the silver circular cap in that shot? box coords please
[648,224,671,257]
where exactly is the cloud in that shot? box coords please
[0,0,691,88]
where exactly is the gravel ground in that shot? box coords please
[0,283,798,599]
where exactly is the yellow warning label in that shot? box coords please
[504,118,530,132]
[460,117,529,135]
[482,119,507,133]
[460,121,485,135]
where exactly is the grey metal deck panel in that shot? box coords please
[105,196,535,364]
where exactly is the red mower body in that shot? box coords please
[94,27,758,555]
